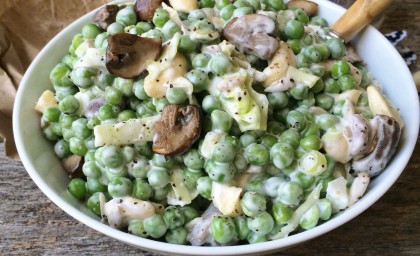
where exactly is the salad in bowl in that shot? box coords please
[31,0,406,248]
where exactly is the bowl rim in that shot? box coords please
[13,0,420,255]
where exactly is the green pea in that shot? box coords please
[86,192,102,215]
[211,110,232,132]
[153,185,170,201]
[87,178,107,195]
[142,28,164,40]
[192,53,211,69]
[247,211,274,236]
[331,60,350,79]
[165,227,188,245]
[315,93,334,111]
[186,69,209,93]
[69,137,88,156]
[210,53,232,76]
[61,54,76,69]
[278,129,301,149]
[98,104,120,120]
[270,142,294,169]
[310,63,326,78]
[183,149,205,170]
[316,114,339,131]
[289,83,309,100]
[107,22,125,35]
[284,20,304,39]
[309,16,328,27]
[241,191,266,217]
[287,39,302,55]
[128,220,149,238]
[267,121,286,136]
[183,168,204,190]
[234,215,251,240]
[277,181,303,206]
[71,118,92,140]
[108,177,133,197]
[247,232,268,244]
[323,77,340,93]
[240,133,257,148]
[144,215,168,238]
[165,87,188,104]
[267,0,286,11]
[314,44,330,60]
[233,0,251,8]
[95,70,114,90]
[113,77,134,96]
[200,0,216,8]
[299,205,320,229]
[147,166,170,188]
[212,141,236,163]
[244,179,265,195]
[220,4,236,20]
[104,86,122,105]
[82,23,102,39]
[71,67,96,88]
[68,178,87,200]
[317,198,332,220]
[83,161,102,179]
[286,110,307,131]
[244,143,270,166]
[153,8,170,28]
[117,109,136,122]
[294,8,309,24]
[233,153,248,172]
[132,180,152,200]
[302,45,322,63]
[272,202,294,224]
[302,122,320,137]
[326,38,345,60]
[69,34,84,57]
[196,176,212,200]
[268,92,289,109]
[59,95,79,114]
[210,216,236,244]
[202,94,223,113]
[261,134,278,148]
[43,107,61,122]
[116,7,137,26]
[294,170,316,189]
[54,139,71,159]
[338,74,357,91]
[178,35,197,54]
[162,20,182,41]
[136,21,153,33]
[163,206,185,230]
[135,143,153,158]
[216,0,231,10]
[205,160,235,183]
[132,79,149,100]
[152,154,175,169]
[59,114,78,129]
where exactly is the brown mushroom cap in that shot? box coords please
[287,0,318,17]
[135,0,163,21]
[61,155,84,179]
[223,14,279,60]
[153,104,202,156]
[351,115,401,177]
[106,33,162,79]
[93,5,119,30]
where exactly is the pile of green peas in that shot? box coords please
[41,0,375,246]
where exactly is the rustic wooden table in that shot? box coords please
[1,1,420,255]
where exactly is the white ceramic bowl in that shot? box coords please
[13,1,419,255]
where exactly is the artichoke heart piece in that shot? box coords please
[94,115,160,147]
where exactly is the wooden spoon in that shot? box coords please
[330,0,393,42]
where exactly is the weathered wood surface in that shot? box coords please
[1,1,420,255]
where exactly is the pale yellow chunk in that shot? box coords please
[367,86,404,128]
[94,115,160,147]
[35,90,58,113]
[211,182,243,217]
[169,0,198,13]
[287,66,320,88]
[263,41,296,87]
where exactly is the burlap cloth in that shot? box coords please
[0,0,108,160]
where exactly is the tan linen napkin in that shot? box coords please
[0,0,108,160]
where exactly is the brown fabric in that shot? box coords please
[0,0,108,160]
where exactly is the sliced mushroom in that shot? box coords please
[223,14,279,60]
[351,115,401,177]
[93,5,119,30]
[135,0,163,21]
[61,155,84,178]
[345,45,363,64]
[106,33,162,79]
[153,104,202,155]
[186,204,221,246]
[287,0,318,16]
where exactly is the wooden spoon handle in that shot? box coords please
[331,0,393,42]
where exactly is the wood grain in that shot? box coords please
[1,1,419,255]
